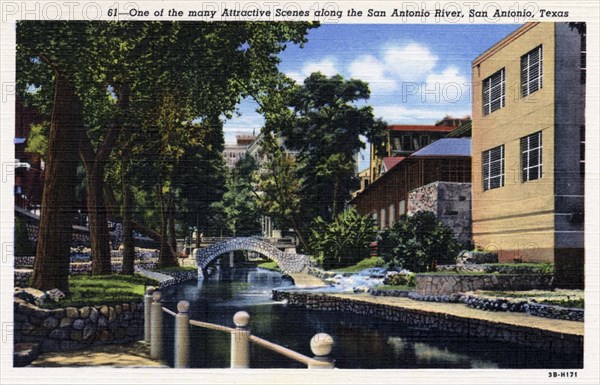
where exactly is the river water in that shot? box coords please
[160,267,582,369]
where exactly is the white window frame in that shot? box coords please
[483,68,505,115]
[521,45,543,97]
[521,131,543,182]
[483,145,504,191]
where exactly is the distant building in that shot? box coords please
[352,138,472,243]
[471,22,585,288]
[369,118,469,183]
[223,134,257,169]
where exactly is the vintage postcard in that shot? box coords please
[1,1,598,384]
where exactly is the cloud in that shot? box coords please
[374,105,471,124]
[348,55,397,95]
[425,66,469,97]
[383,43,438,80]
[286,57,340,83]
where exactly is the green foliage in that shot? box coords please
[333,256,385,272]
[257,261,280,271]
[42,275,157,308]
[384,272,416,287]
[15,217,34,257]
[374,284,414,291]
[209,155,261,237]
[24,123,48,158]
[309,207,377,270]
[378,211,460,272]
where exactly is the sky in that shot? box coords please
[223,23,522,170]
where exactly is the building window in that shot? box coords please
[419,135,430,148]
[521,45,543,97]
[521,131,543,182]
[581,29,586,84]
[399,200,406,215]
[483,68,505,115]
[389,204,395,226]
[482,145,504,190]
[380,208,386,229]
[401,135,413,151]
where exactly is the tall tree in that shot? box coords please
[18,21,316,279]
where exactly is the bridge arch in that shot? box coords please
[193,237,310,276]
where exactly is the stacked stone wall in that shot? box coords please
[272,290,582,356]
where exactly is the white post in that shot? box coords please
[229,251,235,268]
[230,311,250,369]
[175,300,190,368]
[308,333,335,369]
[150,290,163,359]
[144,286,155,344]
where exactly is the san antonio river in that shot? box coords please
[160,266,580,369]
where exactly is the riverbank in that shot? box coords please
[272,289,583,357]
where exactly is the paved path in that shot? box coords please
[29,341,167,368]
[289,272,327,288]
[330,293,584,336]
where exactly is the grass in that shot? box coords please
[257,261,280,271]
[153,266,197,272]
[374,285,414,291]
[331,257,385,273]
[42,274,158,308]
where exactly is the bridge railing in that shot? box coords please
[145,288,335,369]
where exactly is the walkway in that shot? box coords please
[289,272,327,288]
[29,341,167,367]
[330,292,583,335]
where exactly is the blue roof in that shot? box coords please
[411,138,471,157]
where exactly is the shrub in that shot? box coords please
[15,217,34,256]
[378,211,460,273]
[309,207,378,270]
[384,272,416,287]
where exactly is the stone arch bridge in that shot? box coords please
[193,238,324,287]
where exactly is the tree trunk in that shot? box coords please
[86,166,112,274]
[157,186,178,268]
[167,196,177,256]
[121,161,135,275]
[32,74,82,292]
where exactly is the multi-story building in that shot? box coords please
[223,134,257,169]
[369,117,469,183]
[352,137,472,243]
[471,23,585,288]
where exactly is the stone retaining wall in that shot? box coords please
[14,298,144,353]
[416,274,552,295]
[272,290,582,356]
[14,269,32,288]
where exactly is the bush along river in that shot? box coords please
[159,266,582,369]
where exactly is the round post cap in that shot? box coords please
[177,300,190,313]
[310,333,334,357]
[233,311,250,328]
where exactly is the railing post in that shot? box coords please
[229,251,235,268]
[150,290,163,359]
[144,286,155,344]
[308,333,335,369]
[230,311,251,369]
[175,300,190,368]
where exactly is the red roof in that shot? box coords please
[382,157,405,170]
[386,125,455,132]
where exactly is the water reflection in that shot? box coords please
[160,267,582,369]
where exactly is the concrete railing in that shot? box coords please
[145,288,335,369]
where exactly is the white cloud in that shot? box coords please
[374,105,470,124]
[285,57,340,84]
[425,66,469,98]
[383,43,438,80]
[348,55,397,95]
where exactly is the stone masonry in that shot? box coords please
[195,237,310,275]
[408,181,471,244]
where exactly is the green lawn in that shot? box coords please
[330,257,385,273]
[374,285,414,291]
[153,266,197,273]
[257,261,280,271]
[43,275,158,308]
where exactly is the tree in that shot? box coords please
[378,211,460,272]
[254,133,308,249]
[278,73,387,233]
[211,155,262,237]
[18,21,315,282]
[309,207,377,270]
